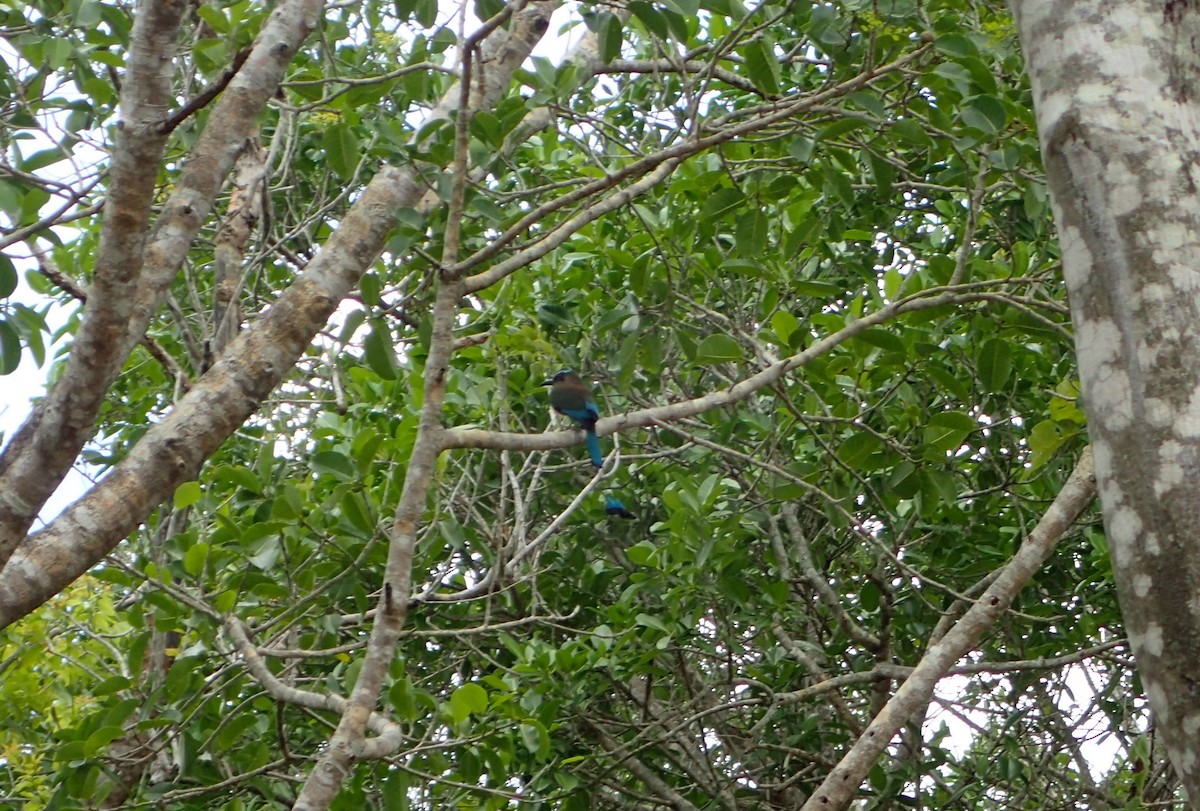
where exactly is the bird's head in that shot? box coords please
[541,369,578,387]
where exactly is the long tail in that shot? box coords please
[584,427,635,519]
[585,428,604,467]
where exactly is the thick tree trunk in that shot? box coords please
[1013,0,1200,799]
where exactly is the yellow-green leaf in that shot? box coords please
[183,542,208,577]
[174,480,202,509]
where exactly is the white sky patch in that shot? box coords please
[929,658,1127,781]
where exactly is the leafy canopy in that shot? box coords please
[0,0,1138,808]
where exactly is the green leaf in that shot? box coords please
[213,590,237,613]
[1049,379,1085,424]
[163,657,199,702]
[537,302,571,327]
[83,726,125,757]
[1028,419,1068,471]
[890,117,930,146]
[869,151,896,195]
[742,38,780,96]
[414,0,437,27]
[342,491,374,534]
[93,676,133,696]
[636,612,670,632]
[360,273,382,307]
[922,469,960,507]
[275,483,305,519]
[735,209,769,257]
[195,3,229,32]
[183,542,208,577]
[700,187,745,221]
[888,460,920,498]
[928,365,971,403]
[0,181,21,221]
[960,96,1007,135]
[922,411,976,455]
[837,432,885,471]
[18,148,67,173]
[213,464,264,494]
[248,536,282,570]
[214,714,259,752]
[794,280,844,298]
[363,318,398,379]
[594,12,623,63]
[934,33,978,58]
[977,338,1013,392]
[342,658,364,696]
[788,137,815,164]
[664,0,699,16]
[860,580,881,611]
[629,1,669,40]
[625,541,657,566]
[173,480,202,509]
[323,122,359,181]
[389,677,419,721]
[474,0,503,22]
[450,683,488,722]
[771,310,799,346]
[312,450,355,480]
[695,334,743,363]
[851,327,905,353]
[821,161,855,206]
[0,321,21,375]
[808,2,847,51]
[520,720,551,759]
[816,117,868,142]
[660,4,692,37]
[0,254,16,299]
[382,772,410,811]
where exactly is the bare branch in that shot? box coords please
[799,447,1096,811]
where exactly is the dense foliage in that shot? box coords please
[0,0,1162,808]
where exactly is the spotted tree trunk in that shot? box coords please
[1014,0,1200,797]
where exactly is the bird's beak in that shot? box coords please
[540,378,553,387]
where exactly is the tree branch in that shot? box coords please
[799,446,1095,811]
[0,0,323,567]
[0,0,190,566]
[442,286,1026,454]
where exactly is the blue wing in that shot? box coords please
[605,495,636,519]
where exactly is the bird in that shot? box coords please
[541,369,635,519]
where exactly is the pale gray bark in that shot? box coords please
[0,0,189,567]
[1013,0,1200,799]
[0,0,323,566]
[0,1,560,631]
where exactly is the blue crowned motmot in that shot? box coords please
[541,369,635,519]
